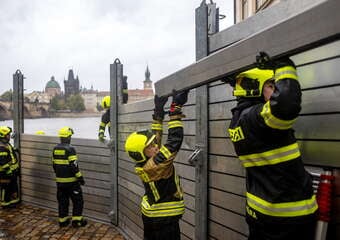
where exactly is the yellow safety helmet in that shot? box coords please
[101,96,110,109]
[233,68,274,97]
[35,130,45,135]
[58,127,74,138]
[125,130,156,163]
[0,126,12,138]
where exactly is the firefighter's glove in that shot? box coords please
[5,168,13,176]
[78,177,85,186]
[256,52,275,69]
[256,51,296,70]
[13,168,20,177]
[153,95,168,121]
[221,76,236,87]
[169,90,189,116]
[98,132,105,142]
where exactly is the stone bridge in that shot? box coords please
[0,101,50,120]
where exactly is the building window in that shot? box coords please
[256,0,272,12]
[242,0,249,20]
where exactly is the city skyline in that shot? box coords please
[0,0,234,95]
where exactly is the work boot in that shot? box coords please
[59,219,71,227]
[72,219,87,228]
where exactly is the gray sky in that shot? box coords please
[0,0,234,95]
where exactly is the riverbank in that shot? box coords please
[51,111,102,118]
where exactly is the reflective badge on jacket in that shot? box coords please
[135,167,150,182]
[54,150,66,155]
[228,127,245,142]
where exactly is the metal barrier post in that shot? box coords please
[192,1,219,239]
[109,59,123,225]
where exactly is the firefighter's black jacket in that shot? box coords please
[99,109,110,135]
[135,115,185,219]
[0,141,19,177]
[228,65,317,224]
[52,143,83,185]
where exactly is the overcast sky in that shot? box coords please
[0,0,234,95]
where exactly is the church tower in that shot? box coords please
[143,65,153,90]
[64,69,80,97]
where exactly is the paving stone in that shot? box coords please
[0,203,125,240]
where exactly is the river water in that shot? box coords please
[0,117,102,139]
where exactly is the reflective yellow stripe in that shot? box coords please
[122,89,128,94]
[175,172,183,199]
[54,149,66,155]
[135,167,150,182]
[149,182,160,202]
[8,146,18,166]
[239,143,300,167]
[75,172,82,178]
[72,216,83,221]
[228,126,245,142]
[168,120,183,129]
[9,162,19,171]
[100,122,106,127]
[0,152,8,156]
[275,66,298,81]
[55,177,77,183]
[53,159,69,165]
[68,155,77,161]
[141,196,185,217]
[260,101,297,129]
[1,198,20,206]
[246,192,318,217]
[151,123,163,131]
[159,146,172,159]
[0,163,10,171]
[59,216,71,223]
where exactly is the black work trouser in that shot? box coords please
[247,218,317,240]
[0,175,19,206]
[142,214,181,240]
[57,183,83,220]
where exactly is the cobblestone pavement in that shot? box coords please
[0,204,125,240]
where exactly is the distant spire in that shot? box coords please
[145,65,151,82]
[68,69,75,81]
[143,65,153,90]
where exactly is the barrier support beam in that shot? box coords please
[155,0,340,96]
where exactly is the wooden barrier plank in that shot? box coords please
[210,172,246,196]
[179,220,195,240]
[209,220,247,240]
[119,105,196,123]
[300,87,340,114]
[209,0,325,53]
[155,0,340,96]
[298,57,340,89]
[292,40,340,65]
[118,209,143,240]
[209,188,245,215]
[209,155,245,177]
[209,102,235,120]
[209,204,248,235]
[209,138,236,156]
[118,176,144,196]
[298,140,340,167]
[295,115,340,140]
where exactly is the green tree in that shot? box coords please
[66,94,85,112]
[50,95,66,110]
[0,90,13,101]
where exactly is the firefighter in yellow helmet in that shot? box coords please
[52,127,87,227]
[0,126,20,208]
[228,52,317,240]
[98,96,110,142]
[125,91,189,240]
